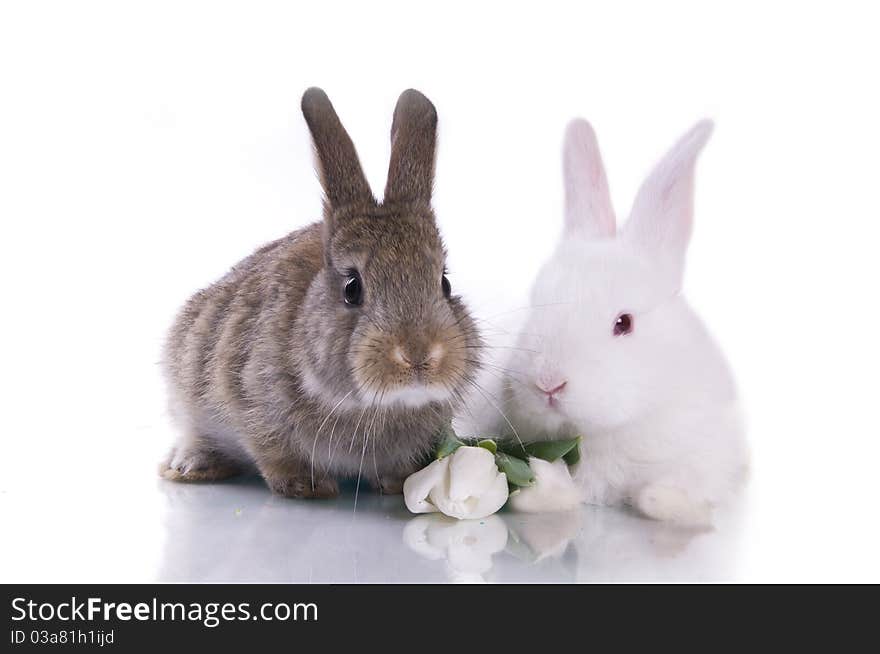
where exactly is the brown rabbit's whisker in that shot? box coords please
[469,364,518,389]
[325,407,345,465]
[310,389,356,492]
[463,344,539,354]
[347,394,376,454]
[353,388,385,515]
[481,301,577,323]
[447,383,476,427]
[370,402,388,487]
[463,357,527,379]
[463,377,525,452]
[326,383,374,475]
[435,309,461,332]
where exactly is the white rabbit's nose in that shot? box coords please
[536,379,567,398]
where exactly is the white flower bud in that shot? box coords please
[404,446,509,520]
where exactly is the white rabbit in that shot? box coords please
[465,119,749,525]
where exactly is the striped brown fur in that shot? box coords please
[161,88,481,498]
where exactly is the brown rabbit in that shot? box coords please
[161,88,481,498]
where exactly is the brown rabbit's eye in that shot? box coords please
[614,313,633,336]
[344,273,363,306]
[441,274,451,299]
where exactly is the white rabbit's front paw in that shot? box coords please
[635,484,712,527]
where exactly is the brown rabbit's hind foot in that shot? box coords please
[159,446,243,483]
[257,453,340,499]
[266,477,339,500]
[371,475,406,495]
[264,474,340,499]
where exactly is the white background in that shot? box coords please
[1,1,878,582]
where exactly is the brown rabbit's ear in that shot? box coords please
[301,88,374,208]
[383,89,437,205]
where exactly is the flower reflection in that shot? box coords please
[403,514,508,583]
[403,509,584,582]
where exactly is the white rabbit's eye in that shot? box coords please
[614,313,633,336]
[344,272,363,306]
[441,274,451,299]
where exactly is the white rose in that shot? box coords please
[403,446,509,520]
[508,457,583,513]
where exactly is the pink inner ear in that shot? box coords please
[624,120,713,257]
[563,120,616,239]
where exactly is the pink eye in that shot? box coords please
[614,313,633,336]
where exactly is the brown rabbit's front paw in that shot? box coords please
[372,475,406,495]
[159,447,242,483]
[265,475,340,499]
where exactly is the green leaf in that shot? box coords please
[435,425,465,459]
[523,437,581,463]
[495,439,529,457]
[563,439,582,466]
[477,439,497,454]
[495,452,535,487]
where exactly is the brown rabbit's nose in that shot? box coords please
[392,343,445,371]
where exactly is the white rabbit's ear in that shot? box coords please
[623,120,714,280]
[563,119,616,239]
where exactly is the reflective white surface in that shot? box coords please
[155,479,747,583]
[1,417,878,583]
[0,472,747,584]
[2,2,880,584]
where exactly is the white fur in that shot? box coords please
[300,362,449,409]
[468,119,748,526]
[376,383,452,408]
[508,458,585,513]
